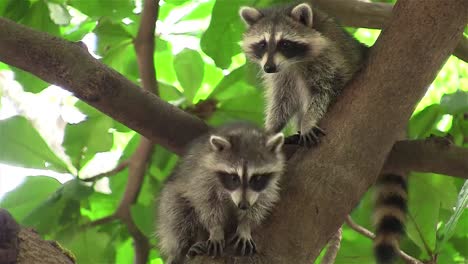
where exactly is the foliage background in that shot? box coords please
[0,0,466,263]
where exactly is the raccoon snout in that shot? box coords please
[263,63,277,73]
[238,201,250,210]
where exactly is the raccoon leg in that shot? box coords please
[298,92,330,147]
[265,88,298,134]
[206,225,225,257]
[229,219,256,256]
[157,191,196,263]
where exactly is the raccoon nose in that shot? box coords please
[263,64,277,73]
[238,201,249,210]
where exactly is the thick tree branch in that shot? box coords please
[0,17,209,156]
[385,137,468,179]
[310,0,468,63]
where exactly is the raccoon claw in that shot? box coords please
[230,234,256,256]
[207,239,225,257]
[299,127,326,148]
[284,133,301,145]
[187,241,207,258]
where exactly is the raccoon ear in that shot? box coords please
[291,3,313,27]
[210,135,231,151]
[266,133,284,153]
[240,6,263,26]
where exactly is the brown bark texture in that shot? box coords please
[0,0,467,263]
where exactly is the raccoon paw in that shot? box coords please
[284,133,301,145]
[230,234,256,257]
[207,238,225,257]
[299,127,326,148]
[187,241,208,258]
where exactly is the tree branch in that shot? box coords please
[113,1,161,263]
[385,137,468,179]
[345,216,423,264]
[320,227,342,264]
[0,17,209,156]
[310,0,468,63]
[81,160,129,182]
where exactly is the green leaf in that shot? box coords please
[173,49,204,103]
[130,203,155,237]
[63,103,114,170]
[1,0,30,22]
[93,19,133,56]
[440,90,468,115]
[406,173,457,257]
[115,239,134,264]
[69,0,134,21]
[47,2,71,26]
[62,228,114,264]
[407,104,443,139]
[62,20,97,42]
[436,180,468,253]
[159,81,183,102]
[200,0,254,68]
[0,176,62,222]
[101,41,139,82]
[0,116,69,172]
[20,0,60,36]
[11,67,49,93]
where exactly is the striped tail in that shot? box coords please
[373,173,408,264]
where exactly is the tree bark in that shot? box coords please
[0,0,467,263]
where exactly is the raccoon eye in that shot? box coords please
[217,172,241,191]
[278,40,293,49]
[249,173,273,192]
[251,40,267,59]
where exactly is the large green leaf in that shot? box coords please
[1,0,30,22]
[440,90,468,115]
[0,176,62,222]
[62,228,114,264]
[0,116,68,172]
[200,0,254,69]
[436,180,468,253]
[47,2,71,26]
[406,173,457,257]
[101,41,139,83]
[63,102,114,170]
[173,49,205,103]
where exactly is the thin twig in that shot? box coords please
[320,226,343,264]
[82,160,129,182]
[345,216,423,264]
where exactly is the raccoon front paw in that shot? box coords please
[299,127,326,148]
[230,234,256,257]
[284,133,301,145]
[207,238,225,257]
[187,241,207,258]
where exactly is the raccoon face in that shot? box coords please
[209,132,284,210]
[240,3,328,73]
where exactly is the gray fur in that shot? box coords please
[156,122,285,263]
[240,2,368,144]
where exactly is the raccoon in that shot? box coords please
[240,3,407,264]
[240,2,368,146]
[156,122,285,264]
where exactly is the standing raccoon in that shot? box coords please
[156,123,285,264]
[240,3,407,264]
[240,2,367,146]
